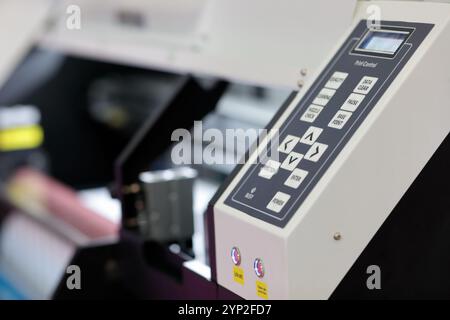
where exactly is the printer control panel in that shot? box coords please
[225,20,433,228]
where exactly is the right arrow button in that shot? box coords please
[304,142,328,162]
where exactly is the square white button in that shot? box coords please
[300,126,323,146]
[266,192,291,213]
[313,88,336,106]
[304,142,328,162]
[354,76,378,94]
[341,93,365,112]
[325,71,348,90]
[284,168,309,189]
[258,160,280,180]
[280,152,303,171]
[328,110,353,129]
[300,105,323,123]
[277,135,300,154]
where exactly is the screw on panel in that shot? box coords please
[297,79,305,89]
[300,68,308,76]
[333,232,342,241]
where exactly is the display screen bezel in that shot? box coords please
[352,26,414,58]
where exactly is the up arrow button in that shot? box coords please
[300,126,323,146]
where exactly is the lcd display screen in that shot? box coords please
[356,29,410,56]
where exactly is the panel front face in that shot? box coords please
[224,20,433,228]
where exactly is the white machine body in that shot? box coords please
[0,0,52,88]
[214,1,450,299]
[39,0,355,89]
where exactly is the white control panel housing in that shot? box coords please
[213,1,450,299]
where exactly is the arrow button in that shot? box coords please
[277,135,300,154]
[281,152,303,171]
[304,142,328,162]
[300,126,323,146]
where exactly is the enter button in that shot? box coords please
[284,169,309,189]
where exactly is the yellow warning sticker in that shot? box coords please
[256,280,268,299]
[0,125,43,151]
[233,266,244,285]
